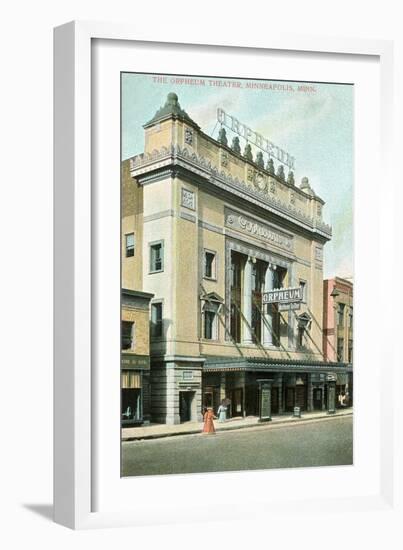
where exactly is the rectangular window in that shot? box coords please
[337,337,344,361]
[299,280,307,303]
[348,340,353,362]
[349,306,353,328]
[297,326,304,347]
[151,302,163,337]
[230,252,242,343]
[204,250,216,279]
[204,310,216,340]
[121,321,134,350]
[251,260,265,344]
[150,242,163,272]
[270,266,286,346]
[125,233,135,257]
[337,303,345,327]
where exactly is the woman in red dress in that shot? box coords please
[202,407,216,434]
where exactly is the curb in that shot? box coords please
[122,410,353,442]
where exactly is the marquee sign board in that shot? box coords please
[262,287,303,305]
[217,107,296,169]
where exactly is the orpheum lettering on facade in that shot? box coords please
[225,209,293,252]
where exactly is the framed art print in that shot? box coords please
[119,72,353,477]
[54,22,396,530]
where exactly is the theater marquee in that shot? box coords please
[262,287,303,304]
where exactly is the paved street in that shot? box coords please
[122,415,353,477]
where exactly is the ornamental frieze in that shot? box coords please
[225,208,294,252]
[129,145,332,238]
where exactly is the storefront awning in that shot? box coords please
[203,356,352,374]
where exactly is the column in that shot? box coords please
[142,372,151,424]
[327,380,336,414]
[307,374,313,412]
[219,372,226,402]
[242,372,246,418]
[263,264,275,346]
[166,363,181,425]
[278,374,284,413]
[242,256,253,344]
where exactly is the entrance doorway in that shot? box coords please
[285,387,295,412]
[295,385,307,410]
[271,387,279,414]
[285,386,307,411]
[231,388,243,417]
[313,388,323,410]
[179,391,195,422]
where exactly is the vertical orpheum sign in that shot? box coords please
[217,107,296,170]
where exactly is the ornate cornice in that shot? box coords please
[130,145,332,240]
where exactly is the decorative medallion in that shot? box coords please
[184,127,193,145]
[255,173,268,192]
[247,168,255,182]
[181,188,196,210]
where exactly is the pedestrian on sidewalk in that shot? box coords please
[202,407,216,434]
[217,401,227,422]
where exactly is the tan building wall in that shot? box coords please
[122,305,150,357]
[121,160,143,291]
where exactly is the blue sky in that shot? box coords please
[122,73,353,279]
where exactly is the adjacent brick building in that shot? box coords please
[121,289,154,425]
[323,277,353,405]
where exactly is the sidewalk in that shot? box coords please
[122,408,353,442]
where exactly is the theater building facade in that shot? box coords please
[121,92,352,425]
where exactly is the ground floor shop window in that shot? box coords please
[121,389,141,421]
[121,371,142,422]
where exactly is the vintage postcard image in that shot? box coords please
[120,72,353,477]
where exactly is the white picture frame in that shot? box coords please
[54,21,397,530]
